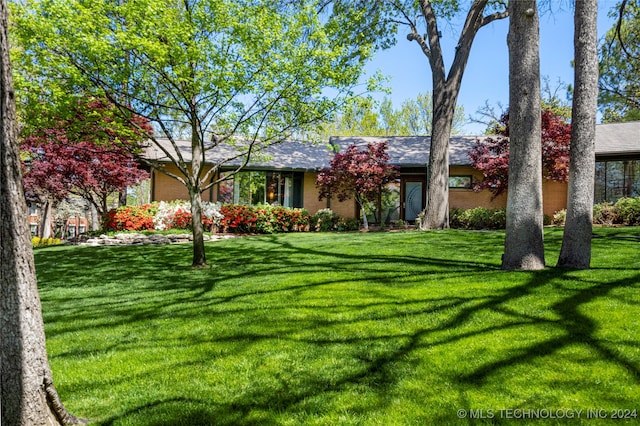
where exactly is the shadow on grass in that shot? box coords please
[34,231,640,424]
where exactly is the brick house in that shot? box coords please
[144,121,640,224]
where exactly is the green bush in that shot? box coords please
[311,208,340,232]
[450,207,506,230]
[613,197,640,225]
[338,217,360,231]
[552,209,566,226]
[593,202,617,225]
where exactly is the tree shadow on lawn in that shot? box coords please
[35,235,640,424]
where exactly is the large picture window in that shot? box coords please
[218,171,303,208]
[594,159,640,203]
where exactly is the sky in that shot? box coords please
[363,1,620,135]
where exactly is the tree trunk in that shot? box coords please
[422,105,452,229]
[90,204,100,231]
[361,204,369,230]
[189,186,207,267]
[40,198,53,239]
[416,0,507,229]
[1,1,85,422]
[502,0,545,271]
[557,0,598,269]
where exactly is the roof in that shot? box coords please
[329,135,482,167]
[143,138,333,171]
[595,121,640,157]
[142,122,640,171]
[143,135,485,170]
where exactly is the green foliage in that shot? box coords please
[594,197,640,225]
[593,202,618,225]
[613,197,640,225]
[321,92,466,137]
[34,229,640,423]
[552,209,567,226]
[310,208,340,231]
[10,0,382,158]
[599,0,640,122]
[449,207,507,229]
[337,216,360,231]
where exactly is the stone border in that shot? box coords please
[77,233,235,246]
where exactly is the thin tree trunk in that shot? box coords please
[1,0,85,422]
[502,0,545,270]
[557,0,598,269]
[189,186,207,267]
[40,198,53,239]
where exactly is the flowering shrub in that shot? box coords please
[153,201,222,231]
[32,236,63,247]
[311,208,340,232]
[218,204,310,234]
[106,203,156,231]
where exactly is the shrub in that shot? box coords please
[32,236,63,247]
[552,209,567,226]
[613,197,640,225]
[106,203,156,231]
[311,208,340,232]
[338,217,360,231]
[154,201,221,231]
[450,207,506,230]
[593,202,617,225]
[219,204,259,233]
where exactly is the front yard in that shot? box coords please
[35,228,640,425]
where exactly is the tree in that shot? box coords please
[395,92,466,136]
[0,0,83,422]
[469,109,572,198]
[12,0,381,267]
[558,0,599,269]
[502,0,545,271]
[394,0,508,229]
[21,97,150,229]
[316,142,399,230]
[321,92,466,137]
[598,0,640,122]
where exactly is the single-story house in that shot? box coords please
[144,121,640,223]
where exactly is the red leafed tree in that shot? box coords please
[469,109,571,198]
[316,141,398,230]
[21,97,151,229]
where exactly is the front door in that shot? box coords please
[402,179,425,222]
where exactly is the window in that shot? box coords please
[594,159,640,203]
[218,171,303,207]
[449,175,472,189]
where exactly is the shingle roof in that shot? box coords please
[142,122,640,171]
[328,135,483,167]
[143,138,333,171]
[595,121,640,156]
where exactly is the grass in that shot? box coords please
[34,227,640,425]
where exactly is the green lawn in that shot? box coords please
[35,228,640,425]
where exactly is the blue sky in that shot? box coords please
[363,1,619,135]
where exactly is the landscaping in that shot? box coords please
[35,228,640,425]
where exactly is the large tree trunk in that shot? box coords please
[502,0,545,270]
[0,1,84,423]
[416,0,507,229]
[423,106,452,229]
[557,0,598,269]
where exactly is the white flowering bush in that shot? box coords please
[153,200,223,231]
